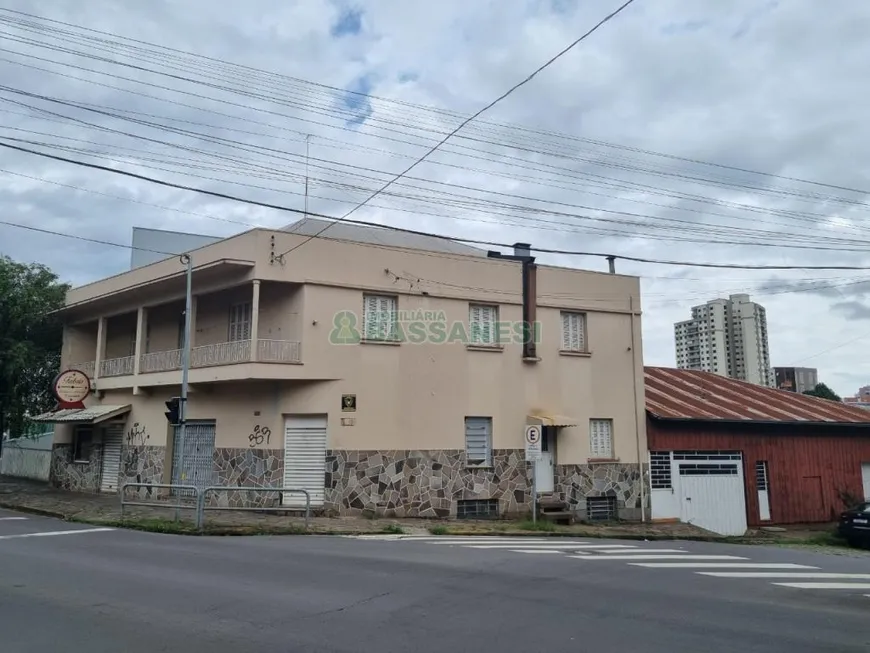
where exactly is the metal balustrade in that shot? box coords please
[99,355,135,377]
[79,339,302,377]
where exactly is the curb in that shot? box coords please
[0,502,70,520]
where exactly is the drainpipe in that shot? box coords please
[629,295,647,522]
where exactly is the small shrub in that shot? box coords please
[429,525,449,535]
[381,523,404,534]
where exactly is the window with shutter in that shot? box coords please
[589,419,613,459]
[464,417,492,467]
[561,311,587,351]
[363,294,398,341]
[228,302,252,342]
[469,304,498,346]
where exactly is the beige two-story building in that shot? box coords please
[35,218,648,520]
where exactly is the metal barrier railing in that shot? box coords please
[196,486,311,529]
[120,483,201,522]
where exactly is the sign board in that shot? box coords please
[341,394,357,412]
[524,425,542,462]
[52,369,91,409]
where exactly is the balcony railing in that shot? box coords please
[76,340,302,378]
[69,361,95,378]
[191,340,251,368]
[99,356,135,377]
[258,339,301,363]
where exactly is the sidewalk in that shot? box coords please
[0,475,838,542]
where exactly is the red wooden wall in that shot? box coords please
[647,418,870,526]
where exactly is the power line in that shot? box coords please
[6,139,870,271]
[274,0,640,259]
[0,217,174,256]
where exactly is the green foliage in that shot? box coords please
[518,519,557,532]
[0,255,68,439]
[802,382,841,402]
[381,523,405,534]
[428,525,449,535]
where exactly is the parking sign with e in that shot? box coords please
[525,425,542,461]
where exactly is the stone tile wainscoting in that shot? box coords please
[208,448,284,507]
[556,463,649,521]
[324,449,533,518]
[50,444,103,492]
[120,445,166,499]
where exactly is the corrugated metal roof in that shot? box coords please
[30,405,131,424]
[644,367,870,425]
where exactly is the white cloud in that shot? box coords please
[1,0,869,396]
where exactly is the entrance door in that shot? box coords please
[534,427,555,493]
[171,420,216,489]
[862,463,870,501]
[678,458,747,536]
[100,423,124,493]
[283,415,327,508]
[755,460,771,521]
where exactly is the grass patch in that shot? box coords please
[73,516,309,536]
[517,519,557,532]
[381,523,405,534]
[428,525,449,535]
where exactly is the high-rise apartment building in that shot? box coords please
[674,293,772,386]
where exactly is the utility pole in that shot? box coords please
[176,253,193,481]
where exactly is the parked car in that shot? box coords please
[838,501,870,548]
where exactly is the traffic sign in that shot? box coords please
[524,425,542,462]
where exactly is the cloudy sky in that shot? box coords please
[1,0,869,396]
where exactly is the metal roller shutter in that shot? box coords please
[283,415,327,508]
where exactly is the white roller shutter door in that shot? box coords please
[283,415,327,508]
[100,423,124,493]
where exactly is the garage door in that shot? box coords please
[676,452,748,537]
[283,415,327,509]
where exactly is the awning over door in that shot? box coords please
[527,413,577,427]
[29,405,131,425]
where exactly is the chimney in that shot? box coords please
[513,242,531,258]
[607,255,616,274]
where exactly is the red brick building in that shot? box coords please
[645,367,870,536]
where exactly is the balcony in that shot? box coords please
[139,339,301,373]
[100,356,135,377]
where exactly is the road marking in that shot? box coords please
[571,554,748,561]
[425,539,574,545]
[594,548,687,554]
[0,527,114,540]
[465,543,637,550]
[510,549,564,554]
[0,517,28,521]
[772,582,870,590]
[631,563,820,569]
[698,572,870,579]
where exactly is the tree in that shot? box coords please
[803,382,841,402]
[0,256,69,447]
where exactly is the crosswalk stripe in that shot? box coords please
[0,517,28,521]
[772,582,870,590]
[510,549,564,554]
[464,543,637,550]
[426,540,586,545]
[570,554,748,561]
[631,563,820,569]
[698,572,870,579]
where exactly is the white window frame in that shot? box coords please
[464,416,492,467]
[561,311,587,352]
[363,294,398,341]
[589,419,614,459]
[468,304,499,346]
[228,302,252,342]
[73,426,94,463]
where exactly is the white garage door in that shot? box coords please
[283,415,327,509]
[676,452,748,537]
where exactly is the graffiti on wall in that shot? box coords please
[248,425,272,448]
[126,422,149,446]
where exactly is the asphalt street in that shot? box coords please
[1,508,869,653]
